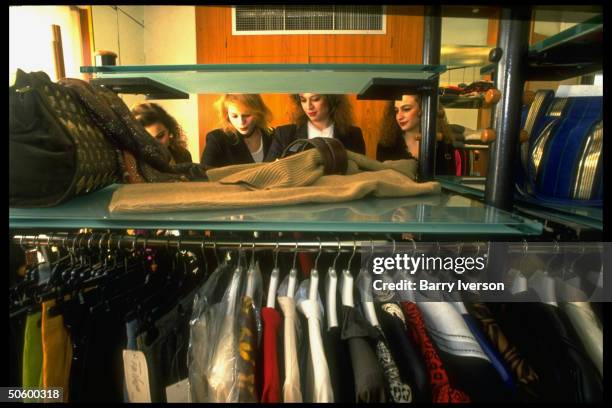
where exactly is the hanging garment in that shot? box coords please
[123,319,140,402]
[414,301,511,402]
[488,291,603,403]
[297,298,334,402]
[373,326,413,402]
[400,302,470,403]
[260,307,282,402]
[237,296,258,402]
[64,294,128,403]
[298,311,314,402]
[465,302,540,401]
[341,305,387,403]
[135,288,197,403]
[322,325,355,402]
[22,311,43,393]
[41,300,72,402]
[109,148,440,213]
[277,296,303,403]
[188,261,240,402]
[560,302,603,377]
[376,302,430,402]
[453,302,517,392]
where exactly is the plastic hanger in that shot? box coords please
[226,241,245,316]
[326,238,341,329]
[395,236,417,303]
[358,239,380,327]
[245,243,256,299]
[266,241,281,308]
[528,241,559,306]
[340,239,356,307]
[287,241,299,298]
[508,240,529,294]
[308,238,322,301]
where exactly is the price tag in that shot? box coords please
[122,350,152,403]
[166,378,189,403]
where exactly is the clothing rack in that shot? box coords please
[13,234,601,255]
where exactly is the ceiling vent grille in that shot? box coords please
[233,5,386,35]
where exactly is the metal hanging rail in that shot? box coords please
[13,234,601,255]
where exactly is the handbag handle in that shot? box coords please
[280,137,348,175]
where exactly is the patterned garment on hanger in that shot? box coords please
[466,302,540,400]
[373,328,413,402]
[237,296,258,402]
[377,302,430,402]
[400,302,470,403]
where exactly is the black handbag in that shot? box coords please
[9,69,120,207]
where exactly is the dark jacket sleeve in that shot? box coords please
[350,126,366,155]
[201,130,226,169]
[265,124,297,162]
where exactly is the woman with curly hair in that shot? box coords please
[132,102,193,164]
[376,94,456,175]
[265,93,365,161]
[201,94,274,168]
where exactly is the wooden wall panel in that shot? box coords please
[196,5,424,160]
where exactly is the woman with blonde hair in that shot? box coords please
[265,93,365,161]
[376,94,456,175]
[201,94,274,168]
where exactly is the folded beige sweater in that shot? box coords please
[109,149,440,213]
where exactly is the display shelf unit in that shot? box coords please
[437,176,602,231]
[9,184,541,236]
[481,14,603,81]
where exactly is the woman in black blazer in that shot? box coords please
[201,94,274,169]
[376,94,456,176]
[265,93,366,161]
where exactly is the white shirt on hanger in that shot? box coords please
[307,121,334,139]
[277,296,303,402]
[297,298,334,402]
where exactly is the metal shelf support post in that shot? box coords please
[485,7,531,210]
[420,5,442,182]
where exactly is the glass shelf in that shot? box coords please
[440,94,487,109]
[481,14,602,81]
[10,184,541,236]
[80,63,446,95]
[437,176,602,231]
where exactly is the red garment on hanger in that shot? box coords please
[260,307,282,402]
[293,232,313,278]
[400,302,471,403]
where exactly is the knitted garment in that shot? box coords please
[109,149,440,213]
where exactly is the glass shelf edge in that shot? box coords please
[80,63,447,74]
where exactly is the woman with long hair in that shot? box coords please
[132,102,193,164]
[376,94,456,175]
[265,93,365,161]
[201,94,274,168]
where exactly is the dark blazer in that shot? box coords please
[264,123,366,162]
[376,135,456,176]
[200,128,273,169]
